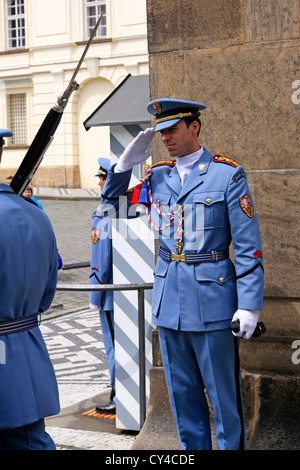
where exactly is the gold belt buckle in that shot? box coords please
[171,251,186,263]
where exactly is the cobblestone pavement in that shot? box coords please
[43,309,136,450]
[37,193,136,450]
[42,197,96,314]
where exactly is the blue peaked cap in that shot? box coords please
[0,128,13,147]
[95,157,110,177]
[147,98,206,132]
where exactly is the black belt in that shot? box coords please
[159,246,229,264]
[0,314,39,336]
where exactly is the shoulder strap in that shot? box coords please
[212,154,240,168]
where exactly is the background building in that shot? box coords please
[0,0,149,188]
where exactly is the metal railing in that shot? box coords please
[61,262,90,270]
[56,281,153,427]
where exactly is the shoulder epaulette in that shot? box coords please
[212,154,240,168]
[151,160,176,170]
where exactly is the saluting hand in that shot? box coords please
[115,128,155,173]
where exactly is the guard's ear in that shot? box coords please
[191,120,200,136]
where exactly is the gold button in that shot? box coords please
[178,205,183,211]
[156,199,160,205]
[199,164,206,170]
[206,198,212,204]
[219,277,224,283]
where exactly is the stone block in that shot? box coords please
[243,373,300,450]
[149,42,300,169]
[249,171,300,299]
[147,0,248,53]
[147,0,300,49]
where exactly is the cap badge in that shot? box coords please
[152,102,162,114]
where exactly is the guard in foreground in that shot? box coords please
[99,99,264,450]
[0,128,60,450]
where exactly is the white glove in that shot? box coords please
[90,303,101,312]
[231,309,258,340]
[115,128,155,173]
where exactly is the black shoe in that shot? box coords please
[96,399,116,414]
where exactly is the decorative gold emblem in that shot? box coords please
[199,164,206,171]
[152,102,162,114]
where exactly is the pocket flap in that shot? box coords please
[193,191,225,205]
[154,193,171,206]
[195,261,235,284]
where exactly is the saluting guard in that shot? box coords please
[89,158,116,414]
[97,99,264,450]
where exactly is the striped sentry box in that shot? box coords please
[110,124,155,431]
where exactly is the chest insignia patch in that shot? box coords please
[91,227,100,244]
[213,154,240,168]
[239,194,254,218]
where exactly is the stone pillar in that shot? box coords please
[133,0,300,450]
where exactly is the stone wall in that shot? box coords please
[140,0,300,450]
[0,166,80,188]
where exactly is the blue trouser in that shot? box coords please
[0,419,56,450]
[100,310,115,398]
[158,327,246,450]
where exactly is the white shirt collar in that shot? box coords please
[175,147,204,186]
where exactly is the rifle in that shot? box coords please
[10,13,103,195]
[230,320,266,338]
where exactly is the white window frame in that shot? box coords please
[6,84,31,146]
[6,0,26,50]
[85,0,107,40]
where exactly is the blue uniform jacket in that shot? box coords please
[0,185,60,430]
[89,207,113,311]
[101,149,264,332]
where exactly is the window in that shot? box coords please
[85,0,106,39]
[7,93,27,145]
[7,0,26,49]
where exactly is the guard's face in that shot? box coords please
[160,119,200,158]
[98,175,106,191]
